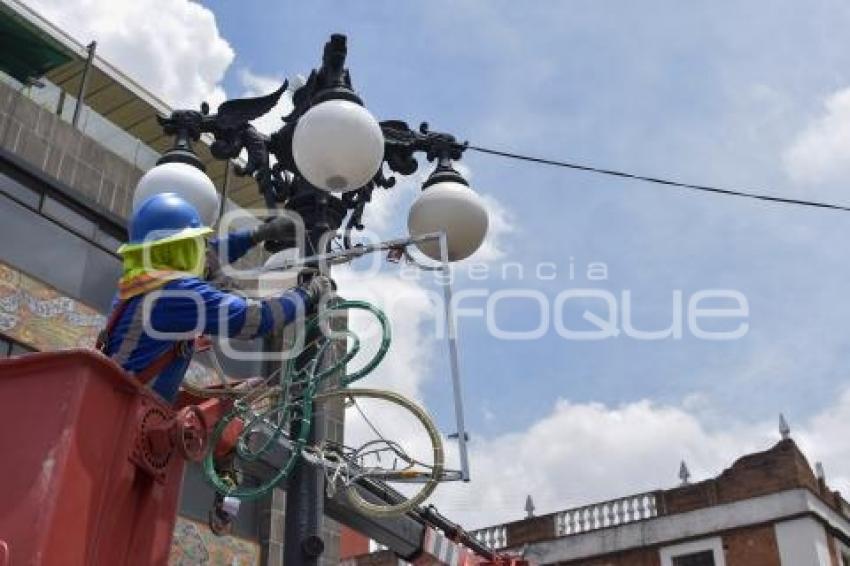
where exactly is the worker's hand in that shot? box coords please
[251,216,295,245]
[302,275,335,307]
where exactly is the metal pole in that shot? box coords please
[283,224,328,566]
[56,90,65,117]
[217,160,231,227]
[439,232,471,481]
[71,41,96,129]
[283,418,325,565]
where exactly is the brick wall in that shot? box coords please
[660,439,824,515]
[342,549,400,566]
[559,548,660,566]
[554,524,781,566]
[723,524,781,566]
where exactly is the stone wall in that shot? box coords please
[0,79,143,219]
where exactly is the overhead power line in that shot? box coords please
[467,145,850,213]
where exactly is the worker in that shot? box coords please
[99,192,331,403]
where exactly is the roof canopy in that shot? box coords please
[0,0,263,209]
[0,7,71,83]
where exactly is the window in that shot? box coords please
[42,195,98,239]
[95,228,122,253]
[0,335,34,357]
[0,192,121,312]
[0,170,40,209]
[660,538,725,566]
[0,161,126,257]
[673,550,715,566]
[9,341,33,356]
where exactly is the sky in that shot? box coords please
[24,0,850,528]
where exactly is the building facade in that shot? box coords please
[464,438,850,566]
[0,1,345,564]
[342,439,850,566]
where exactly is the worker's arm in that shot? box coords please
[209,217,296,264]
[209,229,256,264]
[146,277,311,339]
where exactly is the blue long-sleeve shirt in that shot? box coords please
[104,230,308,402]
[209,228,257,264]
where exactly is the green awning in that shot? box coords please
[0,8,72,83]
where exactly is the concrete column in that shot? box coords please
[259,489,286,566]
[774,517,832,566]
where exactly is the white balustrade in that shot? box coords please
[470,524,508,550]
[471,491,660,550]
[553,491,659,537]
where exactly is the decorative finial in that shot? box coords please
[524,495,535,518]
[816,462,826,481]
[679,460,691,486]
[779,413,791,440]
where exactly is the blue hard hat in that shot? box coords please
[119,192,212,253]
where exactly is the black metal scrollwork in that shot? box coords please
[158,34,468,251]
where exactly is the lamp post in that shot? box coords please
[144,33,488,565]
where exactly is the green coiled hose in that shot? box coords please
[202,300,392,500]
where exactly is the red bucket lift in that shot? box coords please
[0,349,526,566]
[0,349,210,566]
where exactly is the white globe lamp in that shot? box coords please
[292,99,384,193]
[133,162,220,227]
[408,168,489,262]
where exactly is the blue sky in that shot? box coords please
[197,0,850,426]
[28,0,850,526]
[201,0,850,518]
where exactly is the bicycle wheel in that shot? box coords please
[314,387,444,518]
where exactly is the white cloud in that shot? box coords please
[333,266,440,402]
[349,165,426,239]
[329,185,518,400]
[784,87,850,187]
[467,193,516,264]
[429,390,850,530]
[431,397,763,528]
[239,69,284,99]
[325,234,849,534]
[27,0,234,108]
[326,266,769,530]
[796,387,850,494]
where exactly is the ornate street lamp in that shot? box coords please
[143,34,488,261]
[143,33,487,565]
